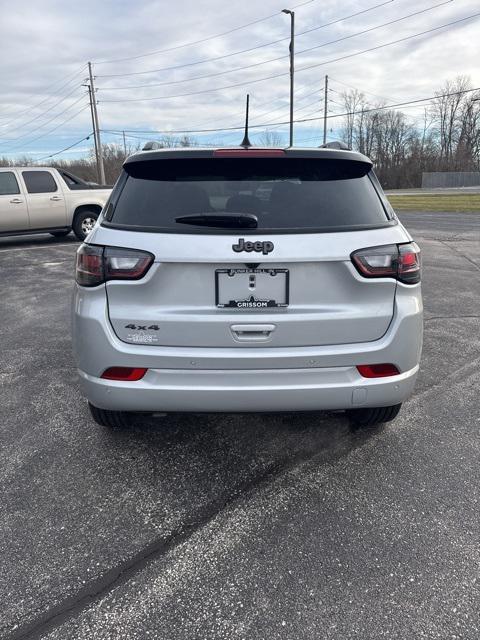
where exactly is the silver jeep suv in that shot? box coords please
[72,147,422,428]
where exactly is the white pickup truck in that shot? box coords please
[0,166,112,240]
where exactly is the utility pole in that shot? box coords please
[323,74,329,145]
[122,131,127,156]
[87,62,106,185]
[84,83,100,178]
[282,9,295,147]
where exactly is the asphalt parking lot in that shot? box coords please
[1,211,479,640]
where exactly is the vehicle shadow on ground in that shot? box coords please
[96,408,384,477]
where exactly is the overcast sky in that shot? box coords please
[0,0,479,159]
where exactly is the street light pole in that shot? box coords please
[282,9,295,147]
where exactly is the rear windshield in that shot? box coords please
[106,158,390,234]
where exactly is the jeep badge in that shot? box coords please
[232,238,274,255]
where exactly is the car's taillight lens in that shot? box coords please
[75,244,104,286]
[357,364,400,378]
[351,242,421,284]
[101,367,148,381]
[75,245,154,286]
[397,243,421,284]
[104,247,154,280]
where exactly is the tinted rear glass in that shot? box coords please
[0,172,20,195]
[109,158,389,234]
[22,171,58,194]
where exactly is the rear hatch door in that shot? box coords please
[100,151,405,348]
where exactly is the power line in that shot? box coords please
[249,88,324,124]
[99,0,448,91]
[328,97,346,108]
[1,84,83,135]
[2,105,90,153]
[101,87,319,142]
[0,94,87,147]
[0,65,87,126]
[329,76,400,103]
[99,11,480,104]
[254,95,327,128]
[93,0,319,65]
[34,133,94,161]
[216,88,323,133]
[179,93,289,132]
[264,86,480,126]
[96,0,396,79]
[101,86,480,137]
[106,129,349,148]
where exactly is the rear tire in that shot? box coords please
[49,230,71,238]
[88,402,131,429]
[73,210,99,241]
[347,403,402,428]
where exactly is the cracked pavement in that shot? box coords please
[0,211,479,639]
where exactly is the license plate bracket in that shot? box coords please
[215,268,289,309]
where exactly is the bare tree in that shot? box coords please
[258,129,284,146]
[430,76,472,169]
[340,90,367,149]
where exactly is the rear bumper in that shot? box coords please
[78,364,419,412]
[72,283,422,412]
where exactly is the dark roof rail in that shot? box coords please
[142,141,161,151]
[319,140,351,150]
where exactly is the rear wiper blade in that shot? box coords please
[175,212,258,229]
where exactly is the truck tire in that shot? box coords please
[73,210,99,240]
[50,230,71,238]
[347,403,402,428]
[88,402,131,429]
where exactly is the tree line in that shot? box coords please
[338,76,480,188]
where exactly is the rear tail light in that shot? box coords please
[101,367,148,381]
[357,364,400,378]
[104,247,154,280]
[351,242,421,284]
[76,245,154,286]
[75,244,104,287]
[397,243,421,284]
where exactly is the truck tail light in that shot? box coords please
[351,242,421,284]
[76,245,154,286]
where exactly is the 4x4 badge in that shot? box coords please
[232,238,274,255]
